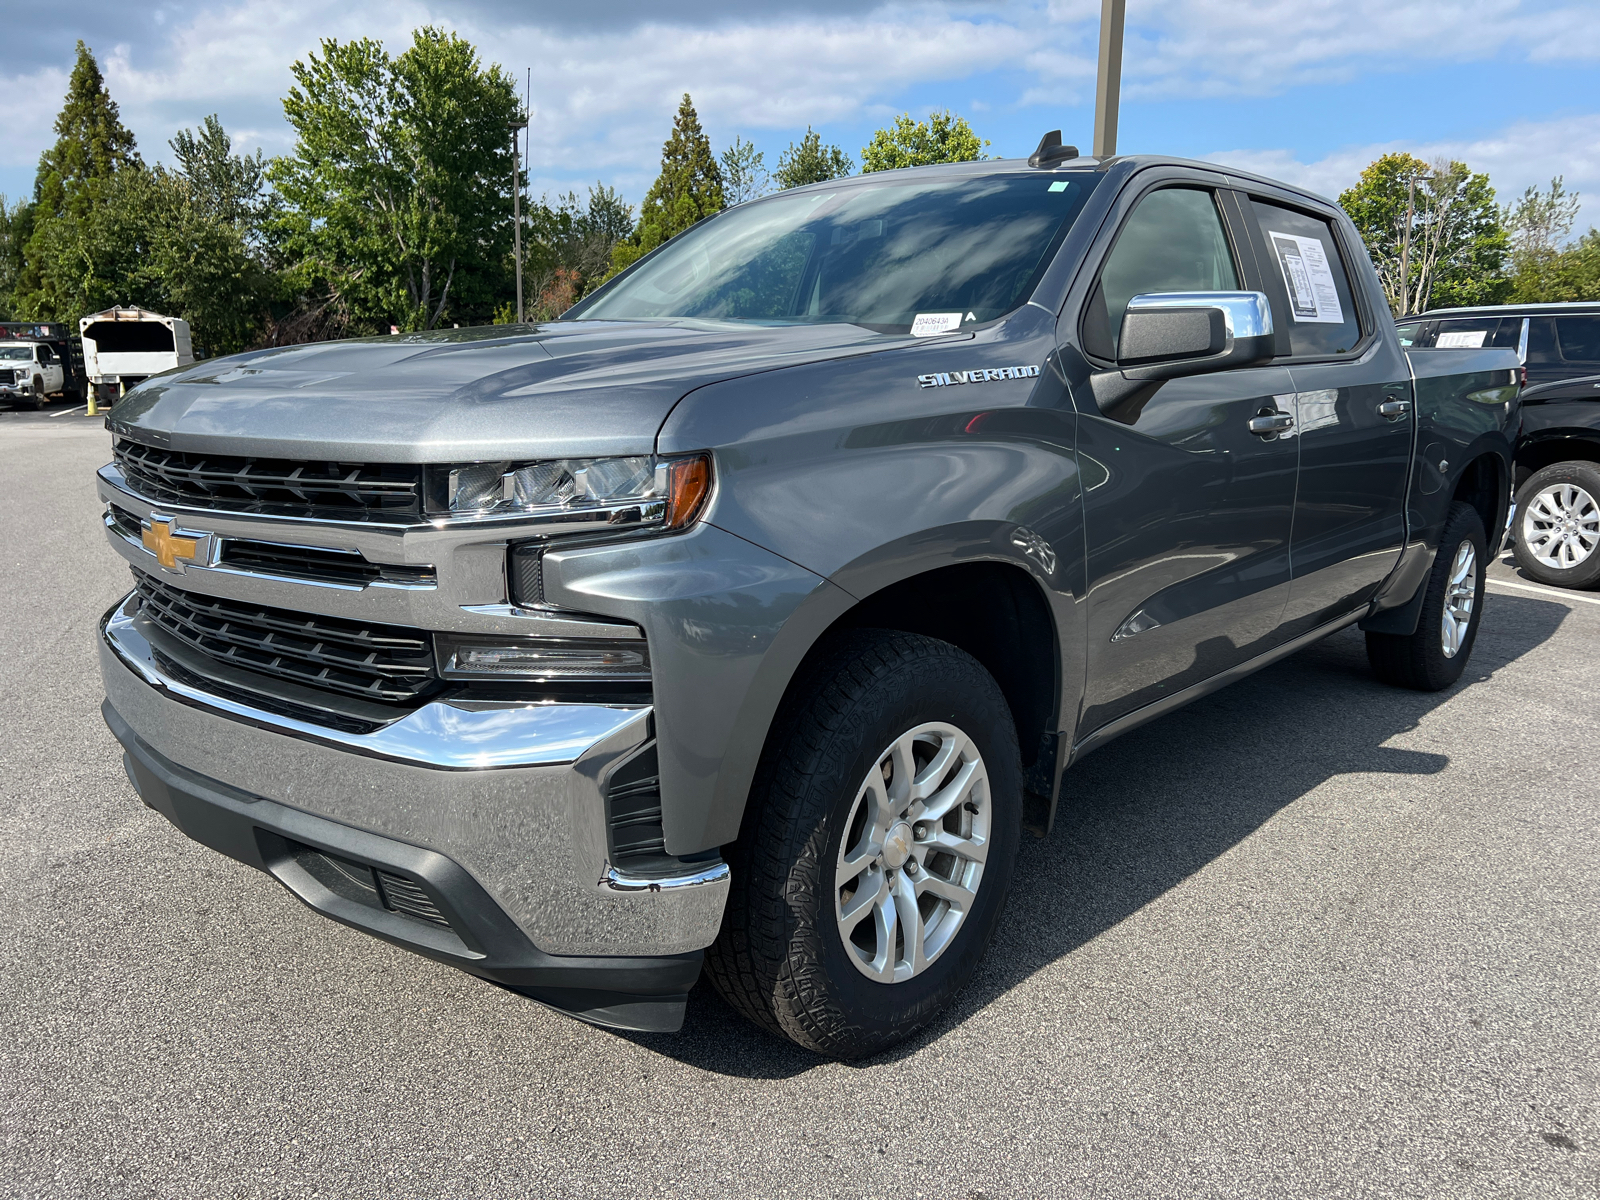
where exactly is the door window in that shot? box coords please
[1555,316,1600,364]
[1082,187,1238,361]
[1430,316,1522,350]
[1249,199,1362,358]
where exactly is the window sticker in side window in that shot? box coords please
[1437,330,1488,348]
[1266,231,1345,325]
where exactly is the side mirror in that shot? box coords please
[1090,291,1275,423]
[1118,291,1275,379]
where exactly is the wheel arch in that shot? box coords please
[1515,433,1600,489]
[719,539,1069,853]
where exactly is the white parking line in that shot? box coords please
[1488,577,1600,607]
[49,405,88,417]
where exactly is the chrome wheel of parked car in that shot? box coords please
[1440,540,1478,659]
[835,722,990,984]
[1521,482,1599,571]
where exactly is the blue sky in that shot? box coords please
[2,1,1597,230]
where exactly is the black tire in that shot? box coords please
[1510,461,1600,590]
[705,630,1022,1059]
[1366,501,1488,691]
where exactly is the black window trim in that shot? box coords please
[1072,172,1246,370]
[1233,187,1376,366]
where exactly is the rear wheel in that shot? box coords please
[705,630,1022,1059]
[1511,462,1600,589]
[1366,501,1487,691]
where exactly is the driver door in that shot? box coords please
[1068,184,1300,735]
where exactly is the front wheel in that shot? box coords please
[705,630,1022,1058]
[1511,462,1600,589]
[1366,501,1487,691]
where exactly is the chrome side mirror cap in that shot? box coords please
[1116,291,1275,380]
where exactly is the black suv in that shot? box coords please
[1400,303,1600,589]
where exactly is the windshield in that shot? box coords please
[0,346,32,361]
[572,172,1100,332]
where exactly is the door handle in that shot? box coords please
[1378,398,1412,419]
[1248,411,1294,435]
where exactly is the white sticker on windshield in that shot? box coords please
[1437,330,1488,348]
[911,313,963,337]
[1267,231,1345,325]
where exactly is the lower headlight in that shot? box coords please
[435,633,651,681]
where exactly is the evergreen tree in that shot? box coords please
[15,41,143,318]
[610,94,723,276]
[774,128,851,190]
[861,111,987,173]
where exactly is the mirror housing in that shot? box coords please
[1118,291,1275,379]
[1089,291,1276,423]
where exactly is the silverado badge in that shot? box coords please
[141,515,213,572]
[917,365,1040,388]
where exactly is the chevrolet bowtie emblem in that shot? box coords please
[141,516,212,571]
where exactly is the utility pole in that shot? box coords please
[511,112,528,323]
[1399,174,1415,316]
[1093,0,1127,158]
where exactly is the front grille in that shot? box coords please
[132,569,437,704]
[113,439,422,521]
[0,369,15,385]
[217,540,435,588]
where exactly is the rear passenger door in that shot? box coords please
[1239,194,1415,636]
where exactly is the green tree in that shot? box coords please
[773,127,851,189]
[523,183,636,315]
[721,136,769,205]
[1339,152,1509,314]
[15,41,143,319]
[0,197,29,319]
[170,115,269,232]
[269,28,520,333]
[1504,177,1585,302]
[860,110,988,173]
[610,94,724,276]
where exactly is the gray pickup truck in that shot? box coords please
[97,144,1519,1057]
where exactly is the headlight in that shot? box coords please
[426,453,711,533]
[435,632,650,681]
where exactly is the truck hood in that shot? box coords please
[107,320,915,462]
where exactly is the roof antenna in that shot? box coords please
[1029,130,1080,168]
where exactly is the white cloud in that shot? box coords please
[1209,111,1600,232]
[0,0,1595,208]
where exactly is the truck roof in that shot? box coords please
[1407,302,1600,319]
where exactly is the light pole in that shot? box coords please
[511,113,528,323]
[1093,0,1127,158]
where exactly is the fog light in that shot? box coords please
[436,634,650,681]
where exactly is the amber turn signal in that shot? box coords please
[665,454,712,530]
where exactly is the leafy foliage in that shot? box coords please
[269,28,520,334]
[1339,153,1509,314]
[611,94,724,277]
[860,111,988,173]
[1503,178,1599,302]
[774,128,852,190]
[521,184,636,318]
[721,137,770,205]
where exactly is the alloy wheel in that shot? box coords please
[1522,483,1599,571]
[834,722,990,984]
[1441,538,1478,659]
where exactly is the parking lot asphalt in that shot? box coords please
[2,420,1595,1200]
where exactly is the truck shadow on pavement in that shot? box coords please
[628,593,1569,1078]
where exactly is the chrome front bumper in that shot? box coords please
[99,593,729,957]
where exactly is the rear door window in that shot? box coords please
[1431,316,1523,351]
[1081,187,1239,360]
[1248,199,1362,358]
[1555,316,1600,364]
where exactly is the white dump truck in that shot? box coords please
[80,308,194,406]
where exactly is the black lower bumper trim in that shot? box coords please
[103,699,701,1033]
